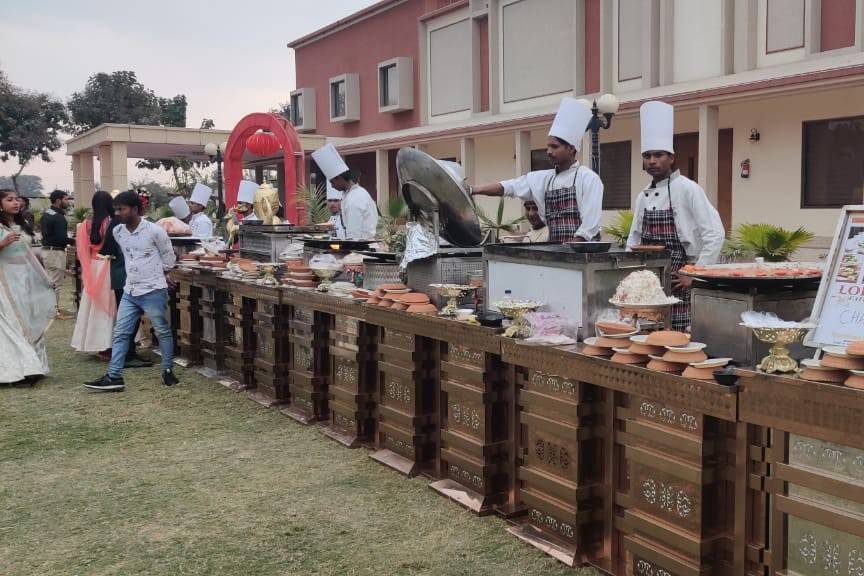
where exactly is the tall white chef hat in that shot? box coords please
[326,183,343,201]
[237,180,258,204]
[169,196,190,220]
[548,97,593,151]
[640,101,675,154]
[190,183,212,206]
[311,144,350,181]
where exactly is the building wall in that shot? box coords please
[292,0,426,138]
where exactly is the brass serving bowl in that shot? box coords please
[493,300,544,338]
[429,284,477,317]
[745,326,811,374]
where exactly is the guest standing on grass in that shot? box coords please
[84,191,178,392]
[40,189,74,319]
[0,188,56,384]
[98,190,152,369]
[71,191,117,354]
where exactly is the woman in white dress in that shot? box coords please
[0,188,56,384]
[71,191,117,353]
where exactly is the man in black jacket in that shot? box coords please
[40,189,74,319]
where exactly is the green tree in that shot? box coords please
[270,101,291,121]
[0,174,43,197]
[0,70,68,194]
[67,71,162,134]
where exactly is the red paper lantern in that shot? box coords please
[245,131,281,157]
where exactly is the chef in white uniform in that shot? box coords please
[311,144,378,240]
[187,183,214,237]
[169,196,191,223]
[326,184,346,239]
[471,97,603,243]
[235,180,258,221]
[626,100,725,330]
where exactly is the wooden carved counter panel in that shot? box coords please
[223,282,256,389]
[323,315,377,447]
[285,305,330,424]
[433,342,510,515]
[196,274,229,374]
[250,288,291,405]
[176,273,203,365]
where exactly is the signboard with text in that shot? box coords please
[807,206,864,348]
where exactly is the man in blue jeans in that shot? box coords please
[84,191,179,392]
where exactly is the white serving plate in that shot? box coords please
[689,358,732,368]
[665,342,708,353]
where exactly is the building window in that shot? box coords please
[290,93,303,126]
[378,57,413,113]
[530,142,632,210]
[331,80,346,118]
[802,116,864,208]
[429,19,471,117]
[289,88,315,132]
[328,74,359,123]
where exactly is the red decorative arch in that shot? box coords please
[223,112,305,223]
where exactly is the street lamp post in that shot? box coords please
[578,94,620,176]
[204,141,228,219]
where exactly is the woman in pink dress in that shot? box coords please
[71,191,117,353]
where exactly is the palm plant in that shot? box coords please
[724,223,814,262]
[476,197,525,243]
[376,198,409,255]
[292,182,330,226]
[602,210,634,247]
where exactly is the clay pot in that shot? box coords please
[391,301,409,311]
[682,365,717,380]
[647,358,685,374]
[582,345,613,357]
[821,354,864,371]
[646,331,691,347]
[596,321,636,335]
[629,342,667,356]
[379,283,407,291]
[845,373,864,389]
[800,368,846,383]
[407,303,438,315]
[662,350,708,364]
[396,292,431,305]
[846,341,864,356]
[611,351,648,365]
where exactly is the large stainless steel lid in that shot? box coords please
[396,147,482,247]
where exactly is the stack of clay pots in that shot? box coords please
[800,341,864,388]
[365,284,439,315]
[286,262,318,289]
[585,321,639,359]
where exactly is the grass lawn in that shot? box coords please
[0,289,598,575]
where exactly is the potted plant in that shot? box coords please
[723,223,814,262]
[602,210,634,247]
[476,197,525,243]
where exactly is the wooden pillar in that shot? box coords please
[515,130,532,177]
[375,148,390,211]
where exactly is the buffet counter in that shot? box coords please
[167,267,864,575]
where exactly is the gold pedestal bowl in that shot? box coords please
[493,300,544,338]
[430,284,477,317]
[746,326,810,374]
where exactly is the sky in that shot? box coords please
[0,0,378,193]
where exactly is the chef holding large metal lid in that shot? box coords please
[187,183,214,237]
[326,183,346,239]
[471,97,603,243]
[312,144,378,240]
[626,100,725,331]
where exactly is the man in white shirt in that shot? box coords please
[311,144,378,240]
[326,184,346,239]
[626,100,725,330]
[85,190,179,392]
[471,97,603,243]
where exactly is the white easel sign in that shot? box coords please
[806,206,864,348]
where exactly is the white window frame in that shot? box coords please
[378,57,414,113]
[289,88,316,132]
[329,73,360,123]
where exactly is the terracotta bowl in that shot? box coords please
[629,342,667,356]
[596,321,636,335]
[379,283,408,291]
[407,303,438,315]
[647,358,685,374]
[845,373,864,389]
[377,299,393,307]
[800,368,846,383]
[396,292,431,305]
[821,354,864,371]
[292,279,318,288]
[391,301,409,311]
[646,331,691,347]
[662,350,708,364]
[682,365,717,381]
[582,345,613,357]
[365,297,381,305]
[611,351,648,365]
[846,341,864,356]
[595,336,625,348]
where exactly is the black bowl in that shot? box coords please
[564,241,612,253]
[713,369,739,386]
[476,311,505,327]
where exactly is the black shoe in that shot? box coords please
[125,355,153,369]
[84,374,125,392]
[162,369,179,387]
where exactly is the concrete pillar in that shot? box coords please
[487,0,501,114]
[642,0,661,89]
[98,142,128,193]
[733,0,758,73]
[721,0,735,74]
[658,0,675,85]
[805,0,822,56]
[415,143,430,154]
[515,130,531,176]
[375,148,390,212]
[599,0,614,93]
[460,137,476,185]
[697,105,720,206]
[857,0,864,50]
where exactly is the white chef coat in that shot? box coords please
[500,162,603,241]
[342,184,378,240]
[188,212,213,238]
[329,214,346,239]
[626,170,725,265]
